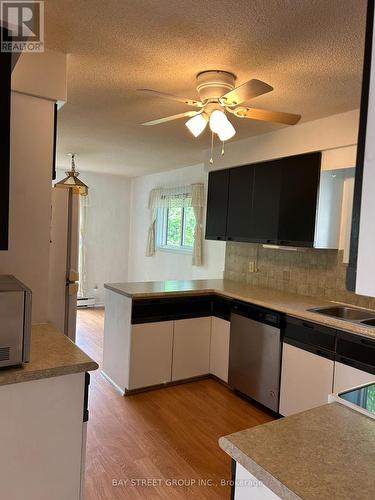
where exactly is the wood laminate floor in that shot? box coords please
[76,308,274,500]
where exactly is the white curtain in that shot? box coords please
[191,183,204,266]
[78,194,89,298]
[145,189,160,257]
[145,183,204,266]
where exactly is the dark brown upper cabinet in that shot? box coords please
[226,165,254,241]
[205,152,322,247]
[277,152,321,247]
[251,159,283,244]
[205,168,230,241]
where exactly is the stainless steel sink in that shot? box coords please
[308,306,375,322]
[360,318,375,327]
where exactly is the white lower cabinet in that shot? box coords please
[172,317,211,381]
[129,321,174,389]
[333,361,375,393]
[234,462,280,500]
[279,343,334,416]
[210,317,230,383]
[128,316,229,389]
[0,373,86,500]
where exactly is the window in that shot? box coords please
[157,205,196,253]
[146,183,204,265]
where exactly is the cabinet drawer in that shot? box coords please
[284,317,336,352]
[336,332,375,374]
[212,296,233,321]
[131,295,213,324]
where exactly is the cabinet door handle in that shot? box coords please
[302,322,314,329]
[315,349,330,359]
[360,338,375,348]
[339,356,355,367]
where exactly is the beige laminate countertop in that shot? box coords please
[0,323,98,387]
[219,403,375,500]
[104,279,375,339]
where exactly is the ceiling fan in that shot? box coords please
[137,70,301,146]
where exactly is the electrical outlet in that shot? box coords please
[248,260,256,273]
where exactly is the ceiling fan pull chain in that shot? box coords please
[209,132,214,164]
[221,141,225,156]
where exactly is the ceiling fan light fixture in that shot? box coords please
[185,112,208,137]
[218,119,236,141]
[209,109,228,134]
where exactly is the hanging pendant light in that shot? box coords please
[55,153,89,196]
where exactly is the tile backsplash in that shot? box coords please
[224,242,375,309]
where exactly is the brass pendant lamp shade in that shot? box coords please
[55,153,89,196]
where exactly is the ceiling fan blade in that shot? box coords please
[137,89,202,107]
[141,111,199,126]
[221,79,273,105]
[235,107,301,125]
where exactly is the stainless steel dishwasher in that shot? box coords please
[228,301,282,412]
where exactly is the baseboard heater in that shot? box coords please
[77,297,96,308]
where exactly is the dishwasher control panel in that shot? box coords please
[231,300,281,328]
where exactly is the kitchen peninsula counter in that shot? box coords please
[0,322,98,387]
[105,279,375,339]
[219,402,375,499]
[0,323,98,499]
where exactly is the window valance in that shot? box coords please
[148,184,204,210]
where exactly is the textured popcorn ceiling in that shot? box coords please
[45,0,367,176]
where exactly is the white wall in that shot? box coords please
[0,51,67,323]
[56,169,132,305]
[0,93,54,322]
[12,50,67,103]
[205,109,359,171]
[128,163,226,282]
[355,11,375,298]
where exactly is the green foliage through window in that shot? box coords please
[166,207,183,246]
[158,206,195,250]
[366,385,375,413]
